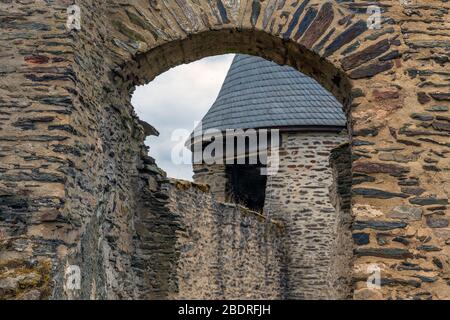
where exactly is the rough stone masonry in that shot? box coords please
[0,0,450,300]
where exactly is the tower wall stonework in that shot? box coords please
[264,132,349,299]
[1,0,450,299]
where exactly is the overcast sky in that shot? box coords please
[131,54,235,181]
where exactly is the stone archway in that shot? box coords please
[1,0,449,300]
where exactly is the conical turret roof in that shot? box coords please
[196,54,345,136]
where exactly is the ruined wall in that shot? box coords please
[168,181,283,299]
[264,132,349,299]
[136,171,283,299]
[0,0,119,299]
[2,0,157,300]
[328,142,353,299]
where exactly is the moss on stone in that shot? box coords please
[0,259,51,300]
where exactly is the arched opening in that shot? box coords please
[122,31,354,299]
[123,30,353,108]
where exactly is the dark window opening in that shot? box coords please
[226,164,267,212]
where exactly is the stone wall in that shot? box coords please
[264,132,349,299]
[136,170,283,299]
[328,142,353,299]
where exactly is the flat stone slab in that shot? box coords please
[387,205,422,221]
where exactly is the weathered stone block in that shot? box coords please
[353,220,407,231]
[387,206,422,221]
[354,248,413,259]
[353,188,409,199]
[353,233,370,245]
[426,216,449,228]
[410,197,448,206]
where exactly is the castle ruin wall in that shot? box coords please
[134,170,283,299]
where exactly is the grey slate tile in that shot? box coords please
[195,54,346,136]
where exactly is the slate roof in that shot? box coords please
[194,54,346,137]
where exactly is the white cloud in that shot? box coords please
[131,54,235,181]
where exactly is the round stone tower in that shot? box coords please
[187,54,352,299]
[189,54,346,203]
